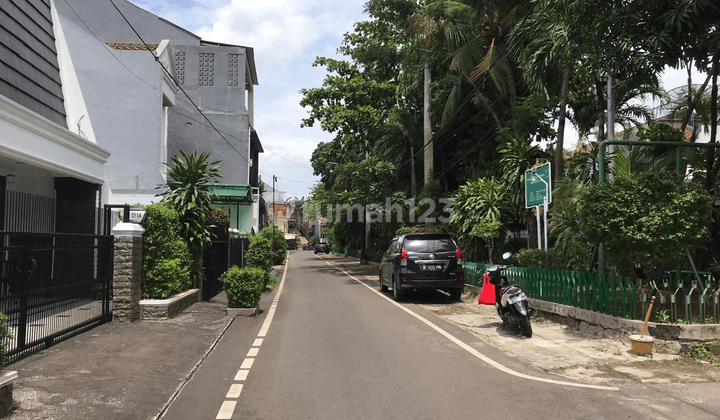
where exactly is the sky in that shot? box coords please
[128,1,707,200]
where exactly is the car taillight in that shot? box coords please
[400,249,408,266]
[456,248,462,264]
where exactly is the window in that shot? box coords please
[174,51,185,85]
[229,53,239,87]
[403,236,457,252]
[199,53,214,86]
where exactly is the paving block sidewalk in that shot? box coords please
[4,295,235,420]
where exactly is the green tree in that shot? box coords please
[260,225,288,265]
[469,217,503,263]
[160,150,222,288]
[549,199,591,271]
[577,170,712,276]
[449,177,511,261]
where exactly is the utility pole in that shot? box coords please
[272,175,277,257]
[363,148,370,264]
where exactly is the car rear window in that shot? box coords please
[403,235,457,252]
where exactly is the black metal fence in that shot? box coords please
[5,190,105,235]
[1,232,113,363]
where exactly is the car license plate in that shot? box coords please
[507,292,527,304]
[422,264,443,271]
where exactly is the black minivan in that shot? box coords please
[379,233,464,301]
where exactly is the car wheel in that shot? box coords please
[325,249,329,254]
[449,288,462,301]
[314,249,318,254]
[379,270,388,292]
[392,277,404,301]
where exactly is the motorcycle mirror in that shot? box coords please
[502,252,512,260]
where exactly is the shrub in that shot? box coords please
[144,259,190,299]
[220,266,266,308]
[514,248,564,269]
[246,235,273,273]
[395,226,413,235]
[578,170,712,276]
[211,207,231,223]
[142,203,192,299]
[0,312,10,368]
[260,226,288,265]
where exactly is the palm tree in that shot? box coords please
[438,0,529,126]
[161,150,222,289]
[450,176,511,261]
[510,0,587,185]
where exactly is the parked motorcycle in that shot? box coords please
[482,252,535,337]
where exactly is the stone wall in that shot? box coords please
[529,298,720,341]
[112,223,145,322]
[140,289,202,320]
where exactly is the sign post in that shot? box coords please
[525,163,551,250]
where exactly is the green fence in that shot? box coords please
[463,263,719,324]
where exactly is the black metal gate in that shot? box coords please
[202,223,249,300]
[1,232,113,363]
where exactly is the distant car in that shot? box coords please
[303,243,315,251]
[379,232,464,301]
[314,241,330,254]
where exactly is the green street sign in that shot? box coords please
[525,163,552,208]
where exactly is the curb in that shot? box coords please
[529,298,720,341]
[226,306,259,317]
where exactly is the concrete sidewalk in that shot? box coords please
[3,286,278,420]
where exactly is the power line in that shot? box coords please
[60,0,158,91]
[107,0,249,161]
[263,146,314,169]
[106,0,312,181]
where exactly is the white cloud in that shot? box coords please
[194,0,358,74]
[129,0,225,32]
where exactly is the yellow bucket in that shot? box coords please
[629,334,655,355]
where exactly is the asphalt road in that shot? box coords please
[162,251,720,420]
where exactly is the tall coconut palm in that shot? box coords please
[439,0,529,126]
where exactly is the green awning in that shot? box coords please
[208,184,253,204]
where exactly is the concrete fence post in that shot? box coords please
[112,222,145,322]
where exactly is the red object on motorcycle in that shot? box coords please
[478,272,496,305]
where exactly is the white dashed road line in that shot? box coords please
[225,384,243,399]
[319,257,619,392]
[215,401,237,420]
[214,252,290,419]
[233,370,249,381]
